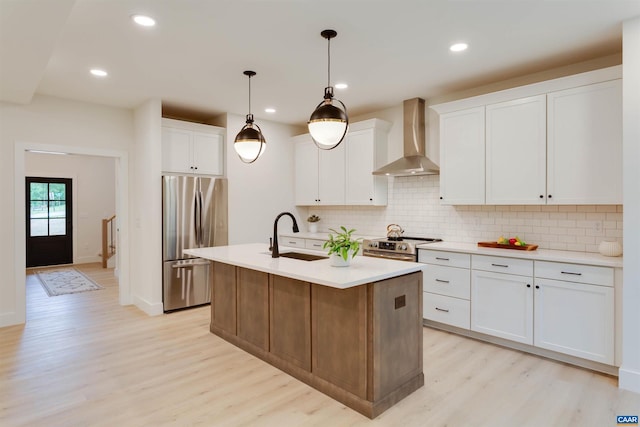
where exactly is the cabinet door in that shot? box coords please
[547,79,622,204]
[192,131,224,175]
[471,270,533,344]
[439,107,485,204]
[486,95,546,204]
[162,127,192,173]
[345,129,376,205]
[534,278,614,364]
[294,138,319,205]
[318,141,345,205]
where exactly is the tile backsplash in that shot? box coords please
[306,175,623,253]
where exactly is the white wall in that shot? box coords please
[620,16,640,394]
[0,95,133,326]
[131,99,163,316]
[25,152,116,264]
[224,113,302,245]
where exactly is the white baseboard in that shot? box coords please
[619,366,640,393]
[133,295,163,316]
[0,311,22,328]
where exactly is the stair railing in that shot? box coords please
[102,214,116,268]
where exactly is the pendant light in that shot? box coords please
[308,29,349,150]
[234,70,266,163]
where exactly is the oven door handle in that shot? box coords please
[363,251,416,262]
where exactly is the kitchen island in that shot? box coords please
[184,243,425,418]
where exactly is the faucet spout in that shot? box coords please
[272,212,299,258]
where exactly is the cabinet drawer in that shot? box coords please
[305,239,326,251]
[535,261,613,287]
[423,265,470,300]
[280,237,305,248]
[423,293,470,329]
[472,255,533,277]
[418,250,470,269]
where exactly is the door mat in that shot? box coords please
[37,268,104,297]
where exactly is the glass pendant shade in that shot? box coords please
[234,71,266,163]
[308,100,348,148]
[234,117,266,163]
[308,29,349,150]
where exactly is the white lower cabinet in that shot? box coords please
[471,268,533,344]
[534,262,614,364]
[421,249,617,366]
[420,250,471,329]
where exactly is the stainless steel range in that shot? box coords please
[362,236,442,262]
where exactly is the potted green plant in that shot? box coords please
[323,226,361,267]
[307,214,321,233]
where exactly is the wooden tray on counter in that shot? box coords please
[477,241,538,251]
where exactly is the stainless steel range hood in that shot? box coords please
[373,98,439,176]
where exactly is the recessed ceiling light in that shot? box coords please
[335,83,348,89]
[132,14,156,27]
[450,43,468,52]
[90,69,108,77]
[265,108,276,113]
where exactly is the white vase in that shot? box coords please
[598,240,622,257]
[308,222,318,233]
[330,251,353,267]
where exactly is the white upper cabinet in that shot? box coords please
[345,120,390,205]
[546,79,622,204]
[319,141,346,205]
[162,118,224,176]
[293,119,389,206]
[294,135,320,205]
[431,66,622,205]
[486,95,546,204]
[293,134,345,205]
[439,107,485,204]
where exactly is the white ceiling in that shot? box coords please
[1,0,639,126]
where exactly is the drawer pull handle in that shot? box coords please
[561,271,582,276]
[491,263,509,268]
[435,307,450,313]
[288,241,298,245]
[435,279,450,283]
[435,257,450,261]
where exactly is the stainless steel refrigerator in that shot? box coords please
[162,176,228,312]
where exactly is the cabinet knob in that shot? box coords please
[369,198,373,201]
[440,196,443,200]
[548,194,552,198]
[539,195,543,199]
[194,166,198,170]
[535,285,540,289]
[526,284,531,288]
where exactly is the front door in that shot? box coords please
[26,177,73,267]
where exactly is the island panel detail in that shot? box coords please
[237,268,269,351]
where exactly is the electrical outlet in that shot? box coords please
[593,220,602,233]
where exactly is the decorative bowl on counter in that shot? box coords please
[598,240,622,257]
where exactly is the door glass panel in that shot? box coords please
[30,183,47,201]
[30,219,48,237]
[49,218,66,236]
[30,201,47,217]
[49,201,66,218]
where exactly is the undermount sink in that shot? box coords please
[268,251,328,261]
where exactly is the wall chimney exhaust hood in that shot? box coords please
[372,98,439,176]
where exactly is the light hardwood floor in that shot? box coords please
[1,263,638,426]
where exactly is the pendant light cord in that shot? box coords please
[248,75,252,115]
[327,36,331,88]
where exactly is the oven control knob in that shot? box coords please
[369,242,377,248]
[399,244,407,250]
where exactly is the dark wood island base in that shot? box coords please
[209,261,424,419]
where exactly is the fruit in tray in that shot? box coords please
[498,236,526,246]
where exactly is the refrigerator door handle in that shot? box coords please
[194,190,200,247]
[198,190,204,247]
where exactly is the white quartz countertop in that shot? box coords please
[184,243,425,289]
[416,242,623,268]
